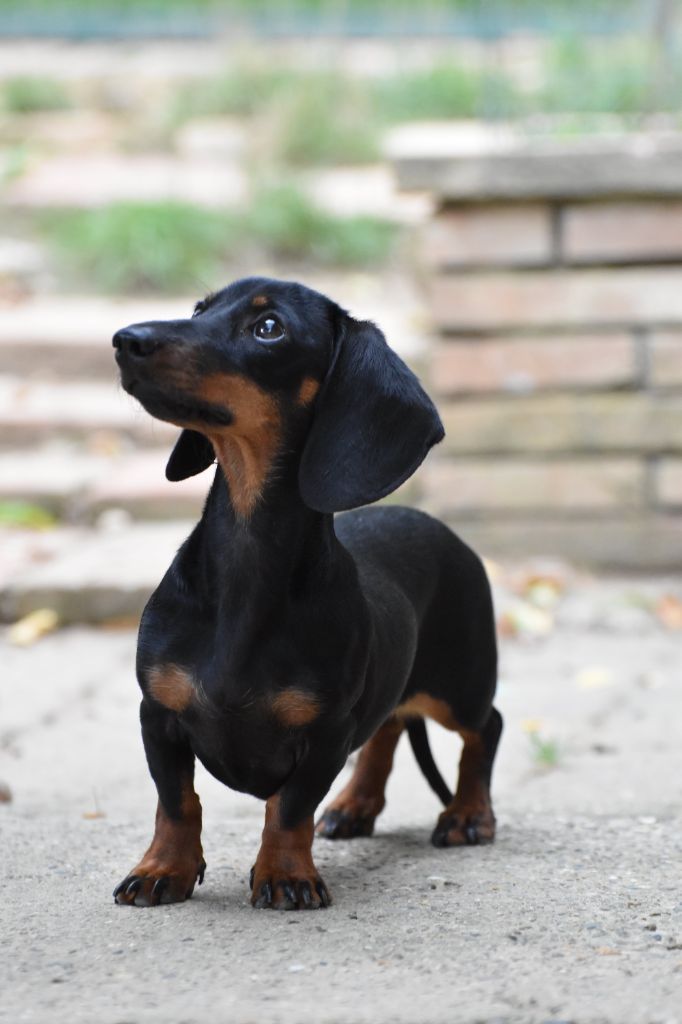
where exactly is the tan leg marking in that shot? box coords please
[251,795,330,910]
[147,664,196,712]
[317,716,404,838]
[114,784,205,906]
[270,689,320,727]
[396,693,498,847]
[396,693,459,730]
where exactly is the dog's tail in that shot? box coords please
[405,718,451,806]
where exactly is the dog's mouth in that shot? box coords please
[122,375,234,430]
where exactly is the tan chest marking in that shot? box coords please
[195,372,282,519]
[396,693,460,731]
[270,689,320,727]
[148,664,196,712]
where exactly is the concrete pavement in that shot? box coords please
[2,572,681,1024]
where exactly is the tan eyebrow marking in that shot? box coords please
[297,377,320,406]
[252,295,269,307]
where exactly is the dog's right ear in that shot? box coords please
[165,430,215,481]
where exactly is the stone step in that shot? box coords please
[0,521,194,624]
[0,375,175,447]
[0,295,194,379]
[0,445,210,521]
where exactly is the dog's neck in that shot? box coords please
[200,463,341,601]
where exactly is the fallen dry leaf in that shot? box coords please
[655,594,682,631]
[498,602,554,639]
[574,666,615,689]
[7,608,59,646]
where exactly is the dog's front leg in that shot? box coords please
[250,731,350,910]
[114,700,205,907]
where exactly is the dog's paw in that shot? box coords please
[249,865,330,910]
[315,808,376,840]
[113,858,206,907]
[431,807,495,848]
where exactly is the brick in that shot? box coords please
[389,124,682,200]
[426,515,682,571]
[562,201,682,263]
[431,333,635,395]
[657,459,682,506]
[429,267,682,331]
[422,457,644,514]
[421,203,551,267]
[649,331,682,386]
[438,393,682,455]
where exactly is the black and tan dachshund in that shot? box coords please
[111,277,502,911]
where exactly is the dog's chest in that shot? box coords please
[145,659,315,799]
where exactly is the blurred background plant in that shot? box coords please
[1,0,679,293]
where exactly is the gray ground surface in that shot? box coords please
[2,576,681,1024]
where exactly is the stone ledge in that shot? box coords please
[389,125,682,200]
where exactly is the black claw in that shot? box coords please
[151,876,169,903]
[125,878,141,897]
[316,811,341,837]
[281,882,297,909]
[254,881,273,909]
[198,860,206,885]
[249,866,255,890]
[300,882,313,907]
[465,825,479,845]
[431,826,448,848]
[315,881,330,908]
[113,878,129,899]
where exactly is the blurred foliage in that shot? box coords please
[0,501,58,529]
[273,74,381,165]
[170,68,291,120]
[41,192,397,292]
[539,36,665,114]
[1,76,72,113]
[375,64,523,121]
[42,201,236,292]
[248,184,396,265]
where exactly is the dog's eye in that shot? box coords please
[253,316,286,343]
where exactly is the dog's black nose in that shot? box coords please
[112,325,162,359]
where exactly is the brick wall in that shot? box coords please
[391,128,682,568]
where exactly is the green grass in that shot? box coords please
[248,184,396,265]
[273,74,381,166]
[41,190,398,293]
[527,731,561,770]
[42,201,238,293]
[0,501,58,529]
[375,64,523,121]
[1,76,72,114]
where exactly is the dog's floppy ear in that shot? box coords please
[298,315,444,513]
[165,429,215,482]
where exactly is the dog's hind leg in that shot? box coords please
[315,716,404,839]
[431,706,503,847]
